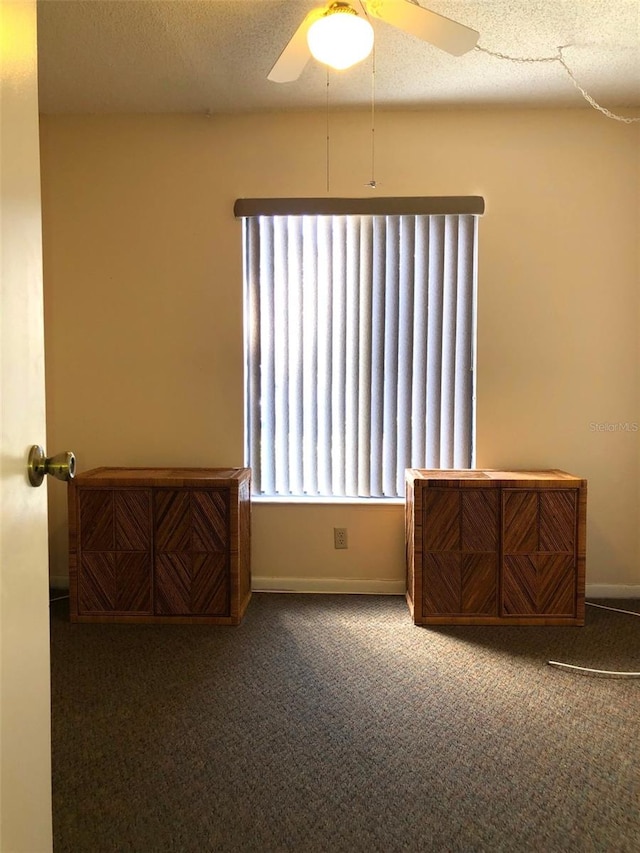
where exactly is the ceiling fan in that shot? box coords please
[268,0,480,83]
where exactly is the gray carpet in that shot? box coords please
[50,593,640,852]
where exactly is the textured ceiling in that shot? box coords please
[36,0,640,115]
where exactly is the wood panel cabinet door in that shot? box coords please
[154,489,230,616]
[422,489,498,617]
[77,489,153,615]
[502,489,577,617]
[406,469,585,626]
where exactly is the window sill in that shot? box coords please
[251,495,404,506]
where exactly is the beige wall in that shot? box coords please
[40,109,640,594]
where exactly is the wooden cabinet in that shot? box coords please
[69,468,251,624]
[406,470,586,626]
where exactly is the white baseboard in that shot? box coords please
[253,579,640,599]
[252,577,405,595]
[585,584,640,599]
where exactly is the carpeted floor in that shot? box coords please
[50,593,640,852]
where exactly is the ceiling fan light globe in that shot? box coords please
[307,10,374,71]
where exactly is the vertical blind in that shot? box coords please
[243,210,479,498]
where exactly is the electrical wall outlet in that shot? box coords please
[333,527,348,549]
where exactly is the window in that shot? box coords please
[237,197,483,499]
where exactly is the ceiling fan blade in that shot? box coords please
[267,9,320,83]
[367,0,479,56]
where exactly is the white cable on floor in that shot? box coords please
[585,601,640,618]
[548,660,640,678]
[548,600,640,678]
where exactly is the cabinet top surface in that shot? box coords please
[73,467,251,487]
[406,468,586,486]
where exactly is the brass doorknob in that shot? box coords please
[28,445,76,487]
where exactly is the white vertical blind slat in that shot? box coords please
[382,216,400,497]
[331,216,347,497]
[410,216,429,469]
[316,218,333,495]
[369,217,386,498]
[453,215,475,467]
[344,218,361,497]
[357,217,373,497]
[273,217,289,494]
[245,218,262,492]
[396,215,415,495]
[287,216,304,495]
[425,216,444,468]
[258,217,276,494]
[440,215,459,468]
[301,217,318,495]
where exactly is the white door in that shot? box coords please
[0,1,53,850]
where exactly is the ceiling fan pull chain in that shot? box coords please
[368,42,377,189]
[326,68,331,193]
